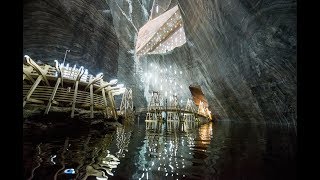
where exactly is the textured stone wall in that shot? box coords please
[24,0,296,125]
[178,0,296,124]
[109,0,296,125]
[23,0,119,79]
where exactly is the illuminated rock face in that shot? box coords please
[110,0,296,125]
[23,0,119,79]
[179,0,296,125]
[24,0,296,125]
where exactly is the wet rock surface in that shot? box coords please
[23,0,119,80]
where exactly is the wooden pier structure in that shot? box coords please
[23,55,130,119]
[145,91,212,130]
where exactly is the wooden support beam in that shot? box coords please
[94,82,113,93]
[100,79,108,118]
[71,80,79,118]
[40,66,50,86]
[44,78,61,114]
[25,56,50,86]
[23,76,43,107]
[85,73,103,91]
[90,83,94,119]
[59,69,64,88]
[70,66,85,118]
[108,91,118,119]
[23,66,35,83]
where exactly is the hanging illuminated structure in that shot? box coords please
[135,5,186,56]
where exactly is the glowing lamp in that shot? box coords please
[110,79,118,84]
[116,84,124,88]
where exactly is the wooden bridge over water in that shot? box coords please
[144,91,212,130]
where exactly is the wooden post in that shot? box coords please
[90,83,94,119]
[44,78,61,114]
[23,76,43,107]
[70,67,84,118]
[119,90,126,117]
[108,91,118,119]
[100,79,108,118]
[85,74,103,118]
[71,80,79,118]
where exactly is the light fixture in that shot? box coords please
[116,84,124,88]
[96,72,103,77]
[110,79,118,84]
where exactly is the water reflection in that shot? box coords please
[131,122,214,179]
[115,126,132,158]
[24,131,120,179]
[146,119,201,133]
[24,118,296,180]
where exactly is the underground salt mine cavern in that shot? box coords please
[23,0,297,179]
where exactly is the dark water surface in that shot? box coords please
[23,118,296,180]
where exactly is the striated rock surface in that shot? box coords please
[24,0,296,125]
[178,0,296,125]
[23,0,119,79]
[109,0,296,125]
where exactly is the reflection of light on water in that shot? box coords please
[199,123,213,145]
[133,127,201,179]
[50,155,56,164]
[84,151,120,179]
[116,127,132,158]
[96,177,108,180]
[64,168,75,174]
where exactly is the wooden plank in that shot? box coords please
[23,76,43,107]
[45,78,61,114]
[30,97,50,101]
[27,98,45,104]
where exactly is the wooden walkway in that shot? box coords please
[145,106,209,131]
[23,55,126,119]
